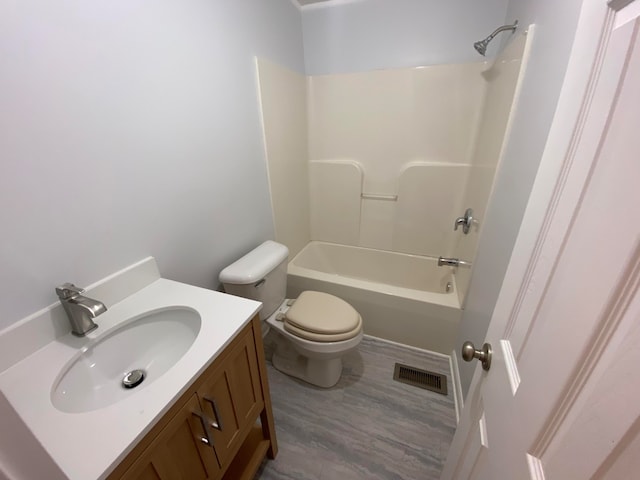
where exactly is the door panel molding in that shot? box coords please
[503,7,622,358]
[532,241,640,455]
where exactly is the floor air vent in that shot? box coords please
[393,363,448,395]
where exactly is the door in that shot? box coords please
[442,2,640,479]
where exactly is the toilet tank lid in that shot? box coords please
[219,241,289,285]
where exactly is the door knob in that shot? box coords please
[461,341,492,371]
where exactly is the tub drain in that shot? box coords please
[122,369,146,389]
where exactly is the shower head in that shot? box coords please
[474,20,518,56]
[473,38,491,56]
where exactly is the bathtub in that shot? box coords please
[287,241,462,355]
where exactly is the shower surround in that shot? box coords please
[307,63,485,261]
[256,30,529,353]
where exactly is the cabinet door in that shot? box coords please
[122,395,222,480]
[199,327,263,469]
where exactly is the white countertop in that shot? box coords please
[0,278,261,479]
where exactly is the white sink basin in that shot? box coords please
[51,307,201,413]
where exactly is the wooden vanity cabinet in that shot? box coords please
[117,395,222,480]
[198,325,264,471]
[109,315,277,480]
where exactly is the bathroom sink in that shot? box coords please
[51,307,201,414]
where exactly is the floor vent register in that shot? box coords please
[393,363,448,395]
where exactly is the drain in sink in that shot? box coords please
[122,369,146,389]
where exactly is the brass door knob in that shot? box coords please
[462,341,492,371]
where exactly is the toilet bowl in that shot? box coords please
[265,291,363,387]
[219,241,363,388]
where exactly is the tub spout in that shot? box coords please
[438,257,472,268]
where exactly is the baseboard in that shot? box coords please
[450,349,464,424]
[363,334,452,360]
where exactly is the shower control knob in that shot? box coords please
[462,341,492,371]
[454,208,474,234]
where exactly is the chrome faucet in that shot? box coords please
[55,283,107,336]
[438,257,472,268]
[454,208,474,234]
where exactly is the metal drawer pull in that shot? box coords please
[192,411,214,447]
[203,397,223,431]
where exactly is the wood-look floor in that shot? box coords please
[255,334,457,480]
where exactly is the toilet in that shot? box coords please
[219,240,363,388]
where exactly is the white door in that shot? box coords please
[442,2,640,479]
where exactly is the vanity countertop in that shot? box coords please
[0,278,261,480]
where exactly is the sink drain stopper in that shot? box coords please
[122,369,146,389]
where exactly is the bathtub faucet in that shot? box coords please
[454,208,474,234]
[438,257,472,268]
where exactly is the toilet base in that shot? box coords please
[271,339,343,388]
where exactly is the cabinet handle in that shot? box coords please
[192,411,214,447]
[203,397,223,431]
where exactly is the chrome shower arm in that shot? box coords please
[486,21,519,43]
[474,20,518,56]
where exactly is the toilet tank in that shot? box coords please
[219,241,289,319]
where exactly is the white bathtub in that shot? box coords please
[287,241,462,354]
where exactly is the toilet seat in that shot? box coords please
[284,316,362,342]
[284,291,362,342]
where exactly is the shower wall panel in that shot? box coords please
[309,160,362,245]
[307,63,486,254]
[256,59,310,258]
[394,163,471,257]
[453,31,532,303]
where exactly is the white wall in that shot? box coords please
[0,0,304,331]
[456,0,585,396]
[302,0,510,74]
